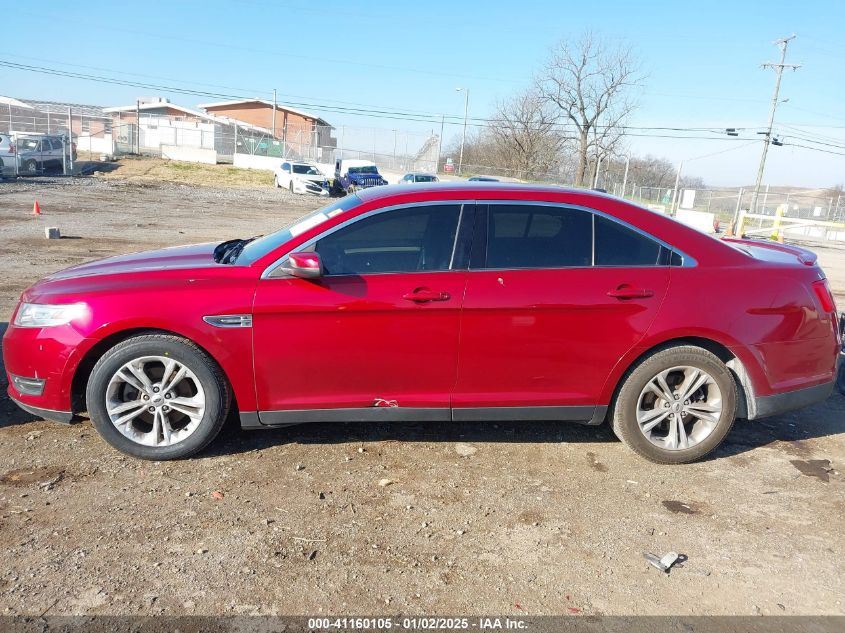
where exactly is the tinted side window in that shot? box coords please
[315,205,461,275]
[484,204,591,269]
[594,215,661,266]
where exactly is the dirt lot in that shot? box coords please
[0,171,843,617]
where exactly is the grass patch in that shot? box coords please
[95,156,275,189]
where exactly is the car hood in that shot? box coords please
[293,173,327,182]
[44,242,220,281]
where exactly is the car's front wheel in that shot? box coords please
[86,334,230,460]
[610,345,737,464]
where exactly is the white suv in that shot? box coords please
[274,161,330,196]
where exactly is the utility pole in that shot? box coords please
[749,35,800,215]
[456,88,469,175]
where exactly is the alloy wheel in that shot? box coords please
[105,355,206,447]
[636,365,722,450]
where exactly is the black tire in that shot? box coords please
[837,355,845,396]
[289,180,294,193]
[86,334,231,460]
[610,345,737,464]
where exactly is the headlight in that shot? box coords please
[13,302,88,328]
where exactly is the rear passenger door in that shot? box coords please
[451,202,671,420]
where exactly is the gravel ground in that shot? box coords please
[0,175,843,617]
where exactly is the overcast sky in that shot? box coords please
[5,0,844,188]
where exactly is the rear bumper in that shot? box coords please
[753,379,835,419]
[8,394,73,424]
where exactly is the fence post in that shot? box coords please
[67,106,73,175]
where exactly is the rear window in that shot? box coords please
[485,204,592,269]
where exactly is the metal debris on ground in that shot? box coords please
[643,551,681,573]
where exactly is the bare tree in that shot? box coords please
[488,89,566,180]
[538,32,642,186]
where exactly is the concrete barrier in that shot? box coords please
[76,134,114,155]
[161,145,217,165]
[674,209,716,234]
[233,153,283,171]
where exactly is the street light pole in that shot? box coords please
[456,87,469,175]
[671,160,684,215]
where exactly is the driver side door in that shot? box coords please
[251,202,474,423]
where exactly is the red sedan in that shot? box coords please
[3,184,840,463]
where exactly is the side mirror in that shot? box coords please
[282,252,322,279]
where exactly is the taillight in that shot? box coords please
[812,279,836,313]
[8,144,14,154]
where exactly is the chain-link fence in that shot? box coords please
[1,99,110,176]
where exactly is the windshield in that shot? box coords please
[235,195,363,265]
[293,164,321,175]
[348,165,378,175]
[19,139,39,150]
[415,175,437,182]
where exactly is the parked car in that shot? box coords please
[4,184,840,463]
[468,175,499,182]
[400,172,439,184]
[332,159,388,195]
[0,133,16,178]
[274,161,329,196]
[15,134,76,174]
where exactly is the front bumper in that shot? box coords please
[3,321,86,416]
[8,395,73,424]
[294,179,330,196]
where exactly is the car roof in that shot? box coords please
[356,181,608,202]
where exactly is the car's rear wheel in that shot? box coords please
[610,345,737,464]
[24,159,38,174]
[86,334,230,460]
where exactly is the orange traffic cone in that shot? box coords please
[32,200,41,216]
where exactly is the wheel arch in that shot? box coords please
[70,327,239,414]
[600,335,756,423]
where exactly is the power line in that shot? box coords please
[784,142,845,157]
[0,58,771,139]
